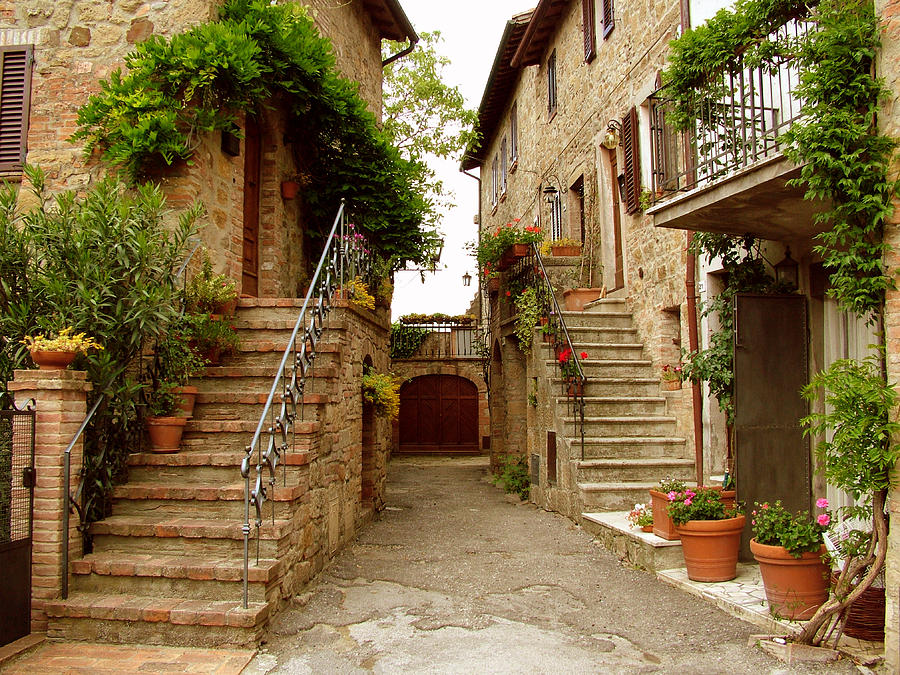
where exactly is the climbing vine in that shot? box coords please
[72,0,439,266]
[663,0,898,318]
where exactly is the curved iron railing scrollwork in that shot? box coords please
[505,244,586,459]
[241,199,373,608]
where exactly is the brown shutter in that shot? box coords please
[582,0,596,63]
[0,47,32,172]
[622,106,640,214]
[601,0,615,38]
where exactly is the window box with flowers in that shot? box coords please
[750,499,831,620]
[540,237,583,257]
[474,220,544,272]
[661,364,683,391]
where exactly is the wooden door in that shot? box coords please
[242,117,261,296]
[608,149,624,290]
[398,375,478,454]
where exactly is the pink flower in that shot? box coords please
[684,498,693,506]
[761,503,769,509]
[667,491,677,501]
[817,514,831,527]
[816,498,829,509]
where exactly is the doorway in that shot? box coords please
[242,116,261,296]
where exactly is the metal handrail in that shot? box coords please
[60,242,202,599]
[241,200,373,608]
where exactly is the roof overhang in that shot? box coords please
[362,0,418,43]
[510,0,568,68]
[460,11,533,171]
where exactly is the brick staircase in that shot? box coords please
[44,299,343,647]
[546,298,694,512]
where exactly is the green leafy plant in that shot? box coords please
[751,499,831,558]
[362,368,401,419]
[185,251,238,314]
[492,453,530,501]
[656,477,689,494]
[22,328,103,355]
[666,486,741,526]
[182,313,241,362]
[345,277,375,311]
[146,380,181,418]
[661,364,682,382]
[627,503,653,528]
[513,287,543,353]
[556,347,588,379]
[473,221,544,267]
[389,323,431,359]
[154,323,206,385]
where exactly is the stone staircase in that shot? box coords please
[44,299,344,647]
[546,298,694,512]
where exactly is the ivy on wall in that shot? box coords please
[71,0,438,266]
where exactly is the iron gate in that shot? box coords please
[0,398,35,647]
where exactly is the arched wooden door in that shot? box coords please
[398,375,478,454]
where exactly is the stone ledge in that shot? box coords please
[582,511,684,572]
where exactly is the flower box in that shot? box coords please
[551,245,581,256]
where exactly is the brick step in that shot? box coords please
[544,359,654,378]
[45,592,269,647]
[582,298,627,313]
[558,311,632,329]
[563,415,678,437]
[110,481,305,518]
[548,325,638,342]
[127,449,314,483]
[560,342,645,359]
[550,377,662,397]
[190,392,329,422]
[181,418,322,452]
[555,396,667,416]
[224,347,341,370]
[577,481,664,511]
[575,436,689,459]
[194,367,339,395]
[70,552,280,605]
[88,515,291,558]
[575,457,695,483]
[234,297,337,321]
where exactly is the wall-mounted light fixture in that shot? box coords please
[542,184,559,203]
[602,119,622,149]
[775,247,799,289]
[462,271,472,287]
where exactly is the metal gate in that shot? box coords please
[0,398,35,647]
[734,294,810,561]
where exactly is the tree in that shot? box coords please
[382,31,478,223]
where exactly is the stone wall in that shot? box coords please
[2,0,385,296]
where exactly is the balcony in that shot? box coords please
[390,320,485,361]
[647,19,828,241]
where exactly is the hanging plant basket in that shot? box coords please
[280,180,300,200]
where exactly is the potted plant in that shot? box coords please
[339,276,375,310]
[513,287,543,353]
[473,220,543,272]
[186,252,239,315]
[540,237,582,257]
[155,323,206,418]
[648,477,687,540]
[22,328,103,370]
[144,380,188,453]
[184,312,241,366]
[557,347,588,396]
[661,364,683,391]
[627,503,654,532]
[361,368,401,419]
[750,499,831,620]
[280,175,302,200]
[668,486,745,582]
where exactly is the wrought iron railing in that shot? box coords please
[390,321,480,359]
[648,18,813,202]
[505,244,586,458]
[241,200,373,608]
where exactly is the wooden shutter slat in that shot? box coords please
[0,47,32,170]
[583,0,596,62]
[601,0,615,38]
[622,106,640,214]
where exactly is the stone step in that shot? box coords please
[110,481,305,518]
[561,342,644,360]
[545,359,654,379]
[190,391,329,422]
[582,298,626,313]
[180,418,322,453]
[581,512,684,572]
[558,311,633,329]
[551,377,662,397]
[556,396,667,416]
[563,415,678,437]
[578,481,663,511]
[88,515,291,558]
[547,325,639,343]
[194,366,338,395]
[577,436,689,459]
[70,552,280,605]
[45,592,268,647]
[575,457,695,483]
[224,343,341,369]
[127,449,315,484]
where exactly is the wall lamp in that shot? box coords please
[602,119,622,149]
[462,270,472,287]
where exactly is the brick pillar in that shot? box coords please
[8,369,90,633]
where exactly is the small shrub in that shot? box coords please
[492,454,530,501]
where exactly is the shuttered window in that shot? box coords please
[491,155,499,206]
[0,47,32,172]
[583,0,596,62]
[621,106,640,214]
[600,0,615,39]
[500,137,508,195]
[547,50,557,117]
[509,102,518,164]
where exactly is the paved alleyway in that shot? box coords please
[244,456,857,674]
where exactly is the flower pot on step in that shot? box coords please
[751,539,829,620]
[675,515,746,582]
[562,288,603,311]
[551,245,581,256]
[173,385,199,418]
[30,349,76,370]
[146,415,187,453]
[649,488,680,540]
[662,379,681,391]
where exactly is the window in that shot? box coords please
[621,106,641,214]
[570,176,585,243]
[509,102,518,165]
[500,137,508,196]
[549,190,562,240]
[547,50,557,117]
[582,0,596,62]
[491,155,499,206]
[600,0,614,39]
[0,46,33,172]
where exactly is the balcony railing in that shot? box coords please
[390,321,483,360]
[649,18,813,202]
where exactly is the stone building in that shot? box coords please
[0,0,420,648]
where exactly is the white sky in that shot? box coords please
[389,0,532,321]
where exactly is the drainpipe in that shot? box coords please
[686,232,703,486]
[462,167,482,325]
[382,36,419,67]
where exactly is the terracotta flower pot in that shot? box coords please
[280,180,300,199]
[146,415,187,453]
[641,525,653,533]
[648,488,679,540]
[562,288,603,311]
[487,277,500,293]
[675,514,746,582]
[566,379,583,397]
[214,298,238,316]
[30,349,77,370]
[173,385,199,418]
[751,540,829,620]
[551,245,581,256]
[662,379,681,391]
